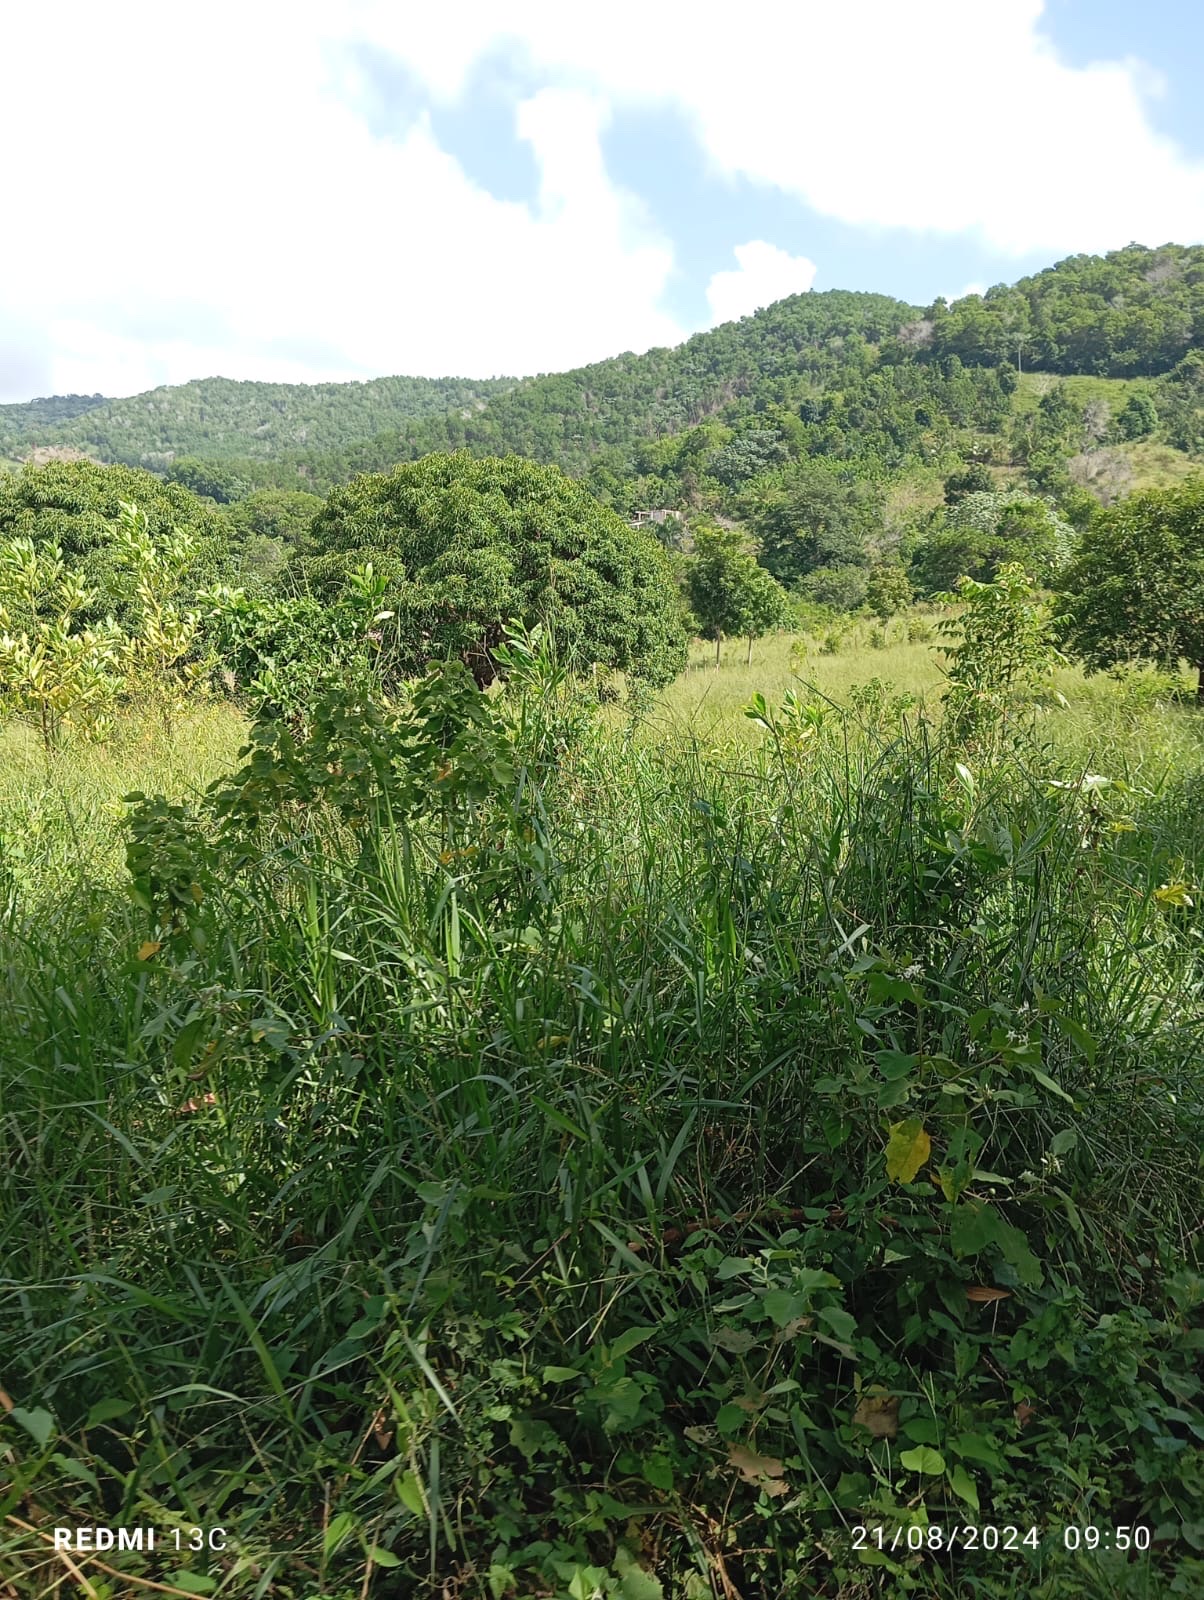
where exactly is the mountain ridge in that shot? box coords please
[5,242,1204,506]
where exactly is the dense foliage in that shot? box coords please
[303,452,690,686]
[2,373,513,468]
[1,630,1201,1597]
[908,242,1204,376]
[0,391,107,460]
[1055,478,1204,698]
[0,458,228,623]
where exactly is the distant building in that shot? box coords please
[628,508,682,528]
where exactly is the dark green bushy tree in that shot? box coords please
[1156,352,1204,455]
[943,463,995,505]
[303,452,689,686]
[1115,391,1159,441]
[221,489,324,588]
[911,492,1073,594]
[744,461,880,589]
[1055,478,1204,701]
[163,457,254,504]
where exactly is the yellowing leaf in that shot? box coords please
[727,1444,789,1497]
[885,1119,931,1184]
[136,941,161,961]
[852,1391,900,1438]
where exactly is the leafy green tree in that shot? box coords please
[201,564,391,729]
[943,463,994,505]
[0,538,126,750]
[1155,352,1204,455]
[220,489,324,589]
[1054,479,1204,701]
[1115,392,1158,441]
[801,565,870,612]
[937,563,1062,746]
[746,462,880,589]
[0,459,228,624]
[911,492,1074,594]
[686,525,789,666]
[865,562,913,621]
[303,453,689,687]
[709,428,789,488]
[164,457,253,504]
[109,501,208,730]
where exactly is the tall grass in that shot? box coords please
[1,653,1202,1598]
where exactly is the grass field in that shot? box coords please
[1,625,1203,1599]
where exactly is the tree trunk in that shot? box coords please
[1197,663,1204,706]
[745,634,753,666]
[714,634,722,670]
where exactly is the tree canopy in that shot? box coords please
[686,525,789,664]
[911,490,1074,595]
[1054,478,1204,699]
[302,453,689,686]
[0,459,228,621]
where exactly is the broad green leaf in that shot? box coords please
[615,1545,665,1599]
[50,1453,98,1490]
[85,1398,133,1428]
[368,1547,403,1569]
[609,1325,658,1361]
[9,1407,54,1447]
[948,1462,980,1510]
[763,1289,806,1327]
[397,1470,425,1517]
[899,1445,945,1474]
[818,1305,856,1344]
[950,1198,998,1257]
[323,1510,356,1557]
[994,1218,1044,1288]
[715,1403,746,1435]
[640,1454,674,1491]
[167,1575,217,1596]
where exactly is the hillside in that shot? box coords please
[4,243,1202,535]
[917,240,1204,375]
[0,372,515,469]
[0,392,108,460]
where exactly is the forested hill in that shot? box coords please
[316,288,915,485]
[0,373,514,468]
[0,392,109,458]
[5,242,1204,504]
[918,242,1204,375]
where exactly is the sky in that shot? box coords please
[3,0,1204,403]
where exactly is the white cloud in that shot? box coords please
[0,4,682,399]
[352,0,1204,256]
[5,0,1204,400]
[706,242,818,325]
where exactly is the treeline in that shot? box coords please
[0,392,107,459]
[1,373,514,468]
[908,241,1204,377]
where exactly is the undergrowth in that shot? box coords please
[0,627,1202,1599]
